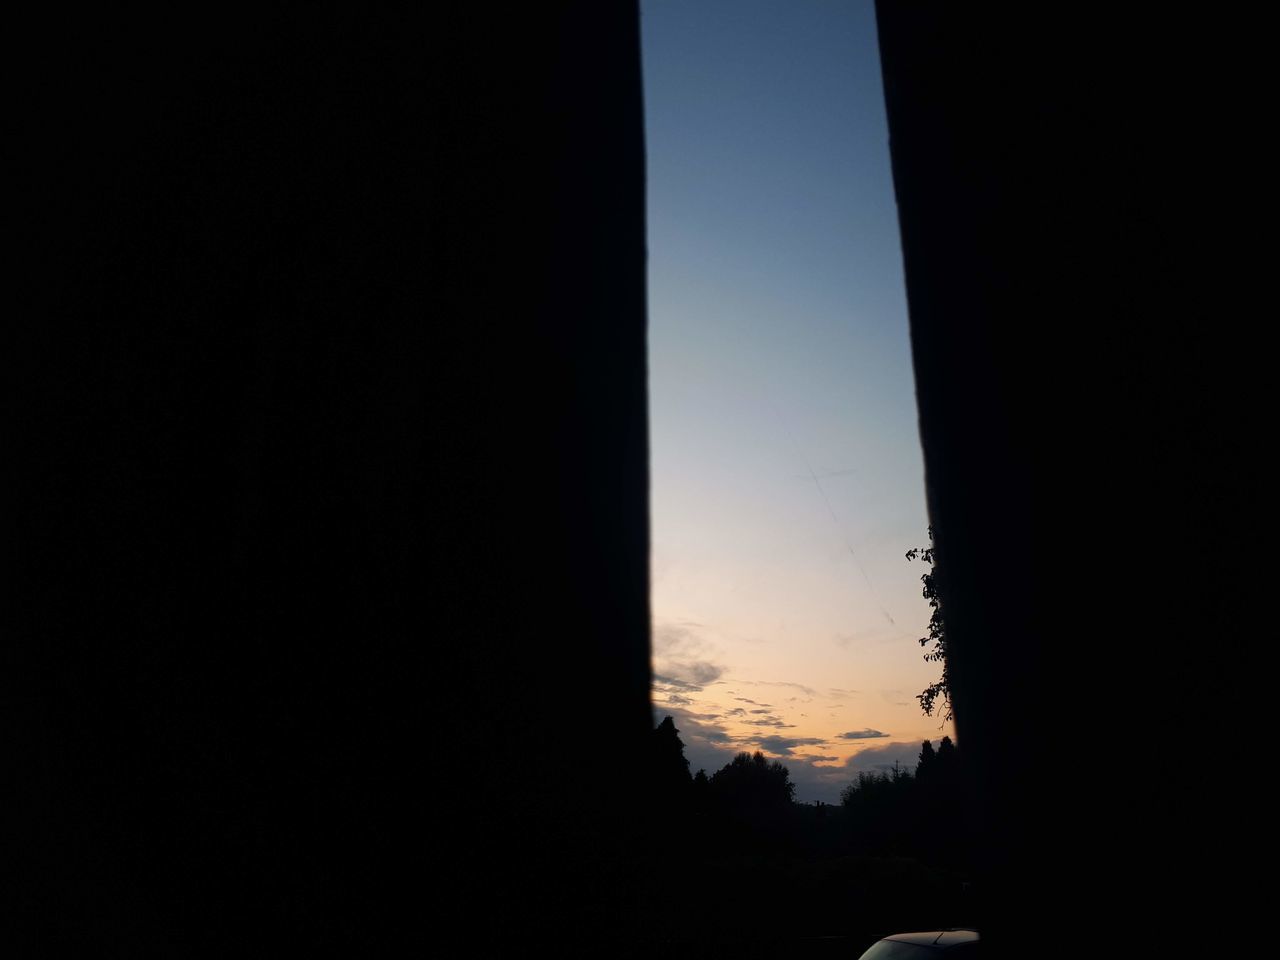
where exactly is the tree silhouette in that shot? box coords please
[837,739,970,865]
[651,716,692,795]
[839,762,916,857]
[907,527,951,720]
[935,735,956,767]
[710,751,795,809]
[917,738,938,781]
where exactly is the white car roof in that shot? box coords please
[885,929,980,948]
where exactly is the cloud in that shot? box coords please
[827,688,859,699]
[740,680,817,698]
[834,626,900,652]
[743,717,794,728]
[776,742,914,806]
[750,735,826,757]
[749,708,772,715]
[664,693,693,706]
[879,689,912,707]
[651,621,728,693]
[842,740,931,776]
[726,707,746,717]
[763,740,949,806]
[837,729,889,740]
[653,664,724,691]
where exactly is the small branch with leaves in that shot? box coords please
[907,527,951,722]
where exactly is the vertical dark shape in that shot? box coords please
[875,5,1264,957]
[12,4,649,951]
[652,715,693,789]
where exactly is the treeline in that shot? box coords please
[649,716,971,870]
[838,736,967,868]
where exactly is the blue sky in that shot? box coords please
[642,0,950,803]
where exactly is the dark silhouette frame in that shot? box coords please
[11,4,1263,954]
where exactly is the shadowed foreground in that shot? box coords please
[12,6,650,952]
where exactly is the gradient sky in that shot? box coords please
[643,0,954,804]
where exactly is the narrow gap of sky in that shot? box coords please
[642,0,951,804]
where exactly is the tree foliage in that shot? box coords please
[907,527,951,721]
[710,751,796,809]
[836,738,967,865]
[651,715,692,792]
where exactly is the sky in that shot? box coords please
[642,0,953,804]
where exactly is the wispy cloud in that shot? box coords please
[879,689,912,707]
[653,665,723,691]
[652,621,727,694]
[740,680,817,698]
